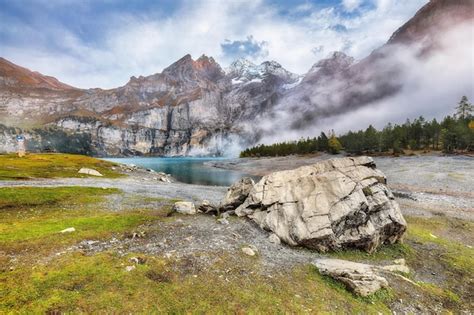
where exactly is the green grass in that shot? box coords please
[0,185,394,313]
[0,187,164,256]
[0,253,393,314]
[405,216,474,274]
[328,243,413,262]
[0,185,471,313]
[0,186,116,209]
[0,153,123,180]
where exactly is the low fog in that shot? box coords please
[255,22,474,146]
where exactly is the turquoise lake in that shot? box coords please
[104,157,257,186]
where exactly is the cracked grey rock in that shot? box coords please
[313,258,389,297]
[232,156,407,253]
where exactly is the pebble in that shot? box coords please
[217,218,229,225]
[241,247,256,256]
[125,265,136,272]
[60,227,76,233]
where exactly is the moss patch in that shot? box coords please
[0,153,123,180]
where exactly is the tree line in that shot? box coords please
[240,96,474,157]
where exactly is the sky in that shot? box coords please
[0,0,429,89]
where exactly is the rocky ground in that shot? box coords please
[1,154,473,313]
[207,154,474,221]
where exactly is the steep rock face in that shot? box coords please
[43,54,297,156]
[231,157,407,253]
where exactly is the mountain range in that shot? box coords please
[0,0,472,156]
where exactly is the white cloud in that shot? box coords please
[342,0,362,12]
[1,0,428,89]
[256,22,474,146]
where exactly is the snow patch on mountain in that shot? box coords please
[226,58,300,84]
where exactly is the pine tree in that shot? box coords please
[455,96,473,120]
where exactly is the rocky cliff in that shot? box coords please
[0,0,472,156]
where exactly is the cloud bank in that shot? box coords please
[0,0,427,88]
[256,21,474,145]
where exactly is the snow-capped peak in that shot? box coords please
[226,58,300,85]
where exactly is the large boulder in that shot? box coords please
[231,156,406,253]
[220,177,255,211]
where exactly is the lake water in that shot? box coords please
[104,157,258,186]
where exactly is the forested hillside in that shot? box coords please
[240,96,474,157]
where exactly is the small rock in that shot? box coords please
[173,201,196,215]
[217,218,229,225]
[125,265,136,272]
[393,258,406,266]
[130,257,146,265]
[248,245,258,253]
[78,168,103,177]
[241,247,256,256]
[381,265,410,274]
[60,227,76,233]
[268,233,281,245]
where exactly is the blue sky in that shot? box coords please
[0,0,428,88]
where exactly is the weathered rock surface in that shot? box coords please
[173,201,196,215]
[313,258,389,297]
[230,156,406,253]
[220,177,255,211]
[78,168,103,177]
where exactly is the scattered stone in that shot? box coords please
[173,201,196,215]
[231,156,407,253]
[217,218,229,225]
[130,257,146,265]
[221,211,233,219]
[248,244,258,253]
[268,233,281,245]
[381,264,410,274]
[241,247,256,256]
[220,177,255,211]
[393,258,406,266]
[78,168,103,177]
[313,258,388,297]
[125,265,136,272]
[60,227,76,233]
[129,231,146,239]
